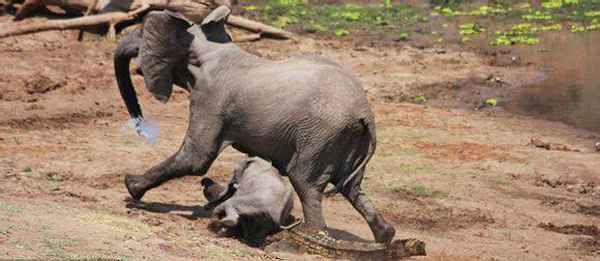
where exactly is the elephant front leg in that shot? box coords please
[125,121,223,201]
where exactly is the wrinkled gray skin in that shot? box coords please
[202,157,294,246]
[114,6,395,244]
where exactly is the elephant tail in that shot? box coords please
[324,117,376,197]
[114,28,144,120]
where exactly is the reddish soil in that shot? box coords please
[1,14,600,261]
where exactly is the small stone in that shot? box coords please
[577,184,589,194]
[541,174,562,188]
[566,185,575,192]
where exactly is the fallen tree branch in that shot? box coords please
[12,0,136,20]
[530,137,581,152]
[232,33,261,42]
[0,5,151,38]
[226,15,292,39]
[1,11,130,38]
[1,2,292,40]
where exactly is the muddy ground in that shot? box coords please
[1,13,600,260]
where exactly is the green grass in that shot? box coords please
[429,0,600,46]
[0,202,23,215]
[240,0,600,46]
[243,0,423,36]
[79,212,151,234]
[389,183,449,198]
[397,163,435,174]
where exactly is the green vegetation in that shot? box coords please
[485,98,498,107]
[0,202,22,215]
[459,22,485,42]
[241,0,600,46]
[413,95,427,104]
[398,31,410,40]
[21,166,36,177]
[80,212,151,233]
[389,183,449,198]
[429,0,600,46]
[244,0,422,36]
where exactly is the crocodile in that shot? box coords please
[265,224,426,260]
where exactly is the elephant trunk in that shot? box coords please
[114,28,143,120]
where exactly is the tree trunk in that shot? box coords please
[226,15,293,39]
[2,1,293,40]
[0,11,133,37]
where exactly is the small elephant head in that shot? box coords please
[230,157,273,185]
[113,6,232,121]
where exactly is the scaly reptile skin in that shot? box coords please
[268,227,426,260]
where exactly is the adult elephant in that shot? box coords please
[114,6,395,245]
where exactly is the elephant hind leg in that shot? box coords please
[340,168,396,245]
[287,157,329,234]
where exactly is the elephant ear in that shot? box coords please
[200,5,232,43]
[140,11,193,103]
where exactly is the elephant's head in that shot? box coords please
[231,157,273,184]
[113,6,231,130]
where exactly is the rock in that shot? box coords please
[577,184,588,194]
[592,186,600,196]
[541,174,563,188]
[577,183,595,194]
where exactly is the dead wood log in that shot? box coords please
[13,0,136,20]
[530,137,581,152]
[2,0,292,40]
[226,15,292,39]
[15,0,88,20]
[231,33,261,42]
[0,7,147,38]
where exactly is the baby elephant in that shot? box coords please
[201,157,294,246]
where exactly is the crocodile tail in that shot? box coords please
[324,117,376,197]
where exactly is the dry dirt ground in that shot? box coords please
[1,16,600,260]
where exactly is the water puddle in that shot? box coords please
[425,1,600,133]
[505,32,600,132]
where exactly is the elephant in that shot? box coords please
[113,6,396,245]
[201,157,294,246]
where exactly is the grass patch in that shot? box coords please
[240,0,600,46]
[0,201,22,215]
[397,163,435,174]
[79,212,151,234]
[429,0,600,46]
[243,0,423,36]
[389,183,449,198]
[21,166,36,178]
[43,237,70,259]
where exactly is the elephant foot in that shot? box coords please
[125,174,148,201]
[373,221,396,245]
